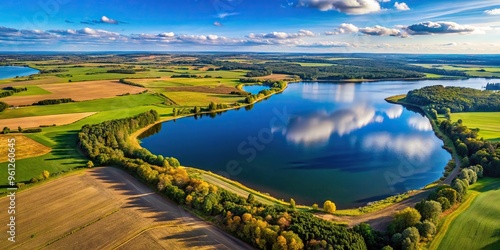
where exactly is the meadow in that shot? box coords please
[435,178,500,250]
[451,112,500,141]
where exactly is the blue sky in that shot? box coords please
[1,0,499,53]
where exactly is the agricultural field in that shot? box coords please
[436,178,500,250]
[415,64,500,78]
[0,134,51,162]
[0,112,96,128]
[0,167,250,249]
[1,80,145,106]
[451,112,500,141]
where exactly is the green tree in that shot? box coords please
[289,198,296,209]
[312,203,319,210]
[390,207,421,233]
[42,170,50,179]
[247,193,256,204]
[417,220,436,239]
[437,197,451,210]
[17,126,22,133]
[323,200,336,213]
[457,142,468,157]
[418,200,442,224]
[86,160,94,168]
[437,188,458,205]
[3,127,10,134]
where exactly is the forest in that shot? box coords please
[77,110,368,250]
[405,85,500,112]
[485,83,500,90]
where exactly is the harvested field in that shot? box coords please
[1,112,96,128]
[0,134,51,162]
[0,167,252,250]
[1,80,145,106]
[254,74,295,80]
[165,85,244,95]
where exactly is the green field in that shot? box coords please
[0,93,165,119]
[415,64,500,78]
[15,85,52,96]
[297,62,335,67]
[451,112,500,141]
[436,178,500,250]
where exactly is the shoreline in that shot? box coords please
[129,83,459,212]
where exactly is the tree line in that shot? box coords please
[77,110,367,250]
[485,83,500,90]
[33,98,75,105]
[405,85,500,112]
[0,87,28,98]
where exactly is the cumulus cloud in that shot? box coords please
[101,16,118,24]
[297,0,381,15]
[80,16,125,25]
[394,2,410,11]
[327,23,407,37]
[248,30,315,40]
[213,21,222,26]
[325,23,359,35]
[484,8,500,15]
[405,21,476,35]
[359,25,405,37]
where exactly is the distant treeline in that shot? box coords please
[33,98,75,105]
[0,87,28,98]
[406,85,500,112]
[118,78,145,87]
[486,83,500,90]
[0,101,8,112]
[77,110,367,250]
[245,69,272,77]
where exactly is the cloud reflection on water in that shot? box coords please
[408,116,433,131]
[281,104,376,145]
[362,132,436,160]
[301,83,356,103]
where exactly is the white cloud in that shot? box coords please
[405,21,476,35]
[484,8,500,15]
[215,12,239,19]
[297,0,381,15]
[394,2,410,11]
[100,16,118,24]
[359,25,405,37]
[326,23,359,35]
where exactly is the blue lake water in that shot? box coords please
[140,78,492,208]
[0,66,39,80]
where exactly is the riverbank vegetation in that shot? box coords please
[380,85,500,250]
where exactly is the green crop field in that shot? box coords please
[0,93,165,119]
[451,112,500,141]
[415,64,500,78]
[297,62,335,67]
[436,178,500,250]
[164,91,244,106]
[10,85,52,96]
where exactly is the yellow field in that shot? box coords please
[1,80,145,106]
[0,167,251,249]
[1,112,96,129]
[0,134,51,162]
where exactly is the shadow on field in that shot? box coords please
[45,130,86,165]
[89,167,236,248]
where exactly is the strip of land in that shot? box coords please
[1,80,145,106]
[0,167,253,250]
[0,112,96,128]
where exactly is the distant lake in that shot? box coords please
[0,66,39,80]
[140,78,494,208]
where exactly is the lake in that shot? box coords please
[0,66,39,80]
[140,78,492,208]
